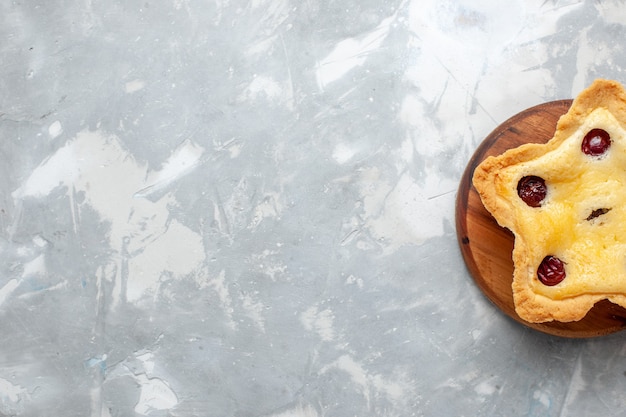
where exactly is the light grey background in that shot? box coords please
[2,0,626,416]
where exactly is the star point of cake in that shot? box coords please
[473,79,626,323]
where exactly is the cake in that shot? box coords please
[472,79,626,323]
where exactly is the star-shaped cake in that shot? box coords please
[473,79,626,323]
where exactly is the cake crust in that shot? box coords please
[473,79,626,323]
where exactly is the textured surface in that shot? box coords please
[3,1,626,416]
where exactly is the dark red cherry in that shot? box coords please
[537,255,566,286]
[517,176,547,207]
[581,128,611,156]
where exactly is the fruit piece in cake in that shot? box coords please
[473,78,626,323]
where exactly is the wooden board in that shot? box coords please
[456,99,626,338]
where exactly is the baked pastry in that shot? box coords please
[473,79,626,323]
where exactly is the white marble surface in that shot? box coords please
[3,0,626,416]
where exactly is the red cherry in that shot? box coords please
[581,128,611,156]
[517,176,547,207]
[537,255,566,286]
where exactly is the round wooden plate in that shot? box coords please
[456,99,626,338]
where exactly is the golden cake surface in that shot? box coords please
[473,79,626,323]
